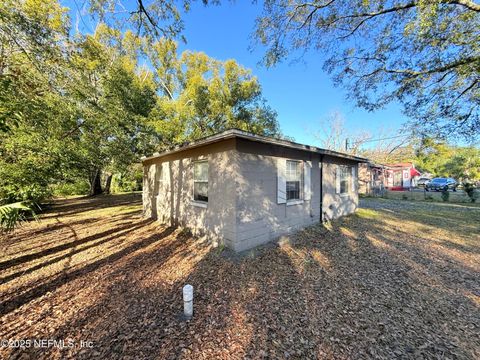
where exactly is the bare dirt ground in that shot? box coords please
[1,194,479,359]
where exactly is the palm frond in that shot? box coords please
[0,202,36,232]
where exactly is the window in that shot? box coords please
[193,160,208,202]
[339,166,349,194]
[286,160,303,201]
[337,165,354,194]
[157,164,163,192]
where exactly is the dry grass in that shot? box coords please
[0,194,479,359]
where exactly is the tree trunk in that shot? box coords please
[104,173,113,194]
[89,168,103,196]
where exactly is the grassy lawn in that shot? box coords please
[374,189,479,204]
[1,194,479,359]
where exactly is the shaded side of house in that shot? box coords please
[142,130,365,252]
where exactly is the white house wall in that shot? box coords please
[321,156,359,222]
[142,139,238,249]
[143,138,360,252]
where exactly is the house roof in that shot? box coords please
[385,162,415,168]
[141,129,368,163]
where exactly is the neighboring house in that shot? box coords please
[384,162,421,190]
[142,129,366,252]
[359,162,421,192]
[358,162,387,195]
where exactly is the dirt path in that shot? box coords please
[1,194,479,359]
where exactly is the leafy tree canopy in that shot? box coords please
[254,0,480,140]
[0,0,279,202]
[147,39,279,148]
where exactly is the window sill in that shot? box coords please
[286,199,304,206]
[191,201,207,208]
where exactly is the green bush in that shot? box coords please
[464,182,479,203]
[441,189,450,202]
[51,181,90,197]
[111,166,142,193]
[0,184,51,205]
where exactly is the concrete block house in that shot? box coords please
[142,130,366,252]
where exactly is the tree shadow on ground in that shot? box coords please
[1,197,479,359]
[39,193,142,220]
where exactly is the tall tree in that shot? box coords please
[1,0,281,204]
[254,0,480,140]
[77,0,219,39]
[0,0,78,202]
[147,38,280,148]
[68,26,157,195]
[313,111,370,154]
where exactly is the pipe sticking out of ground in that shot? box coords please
[183,284,193,320]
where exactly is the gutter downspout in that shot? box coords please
[320,154,324,222]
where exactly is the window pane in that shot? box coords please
[194,161,208,181]
[339,166,351,194]
[286,160,301,181]
[286,181,300,200]
[194,182,208,202]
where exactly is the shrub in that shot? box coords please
[0,184,51,204]
[111,166,143,193]
[441,189,450,202]
[51,181,90,197]
[464,182,479,203]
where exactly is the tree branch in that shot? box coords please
[447,0,480,12]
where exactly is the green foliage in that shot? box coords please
[146,41,280,148]
[0,183,52,205]
[415,138,480,180]
[441,189,450,202]
[255,1,480,140]
[51,181,90,197]
[0,1,280,207]
[85,0,221,40]
[464,182,479,203]
[0,202,36,232]
[111,166,143,193]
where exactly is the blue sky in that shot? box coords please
[66,0,408,147]
[178,2,407,146]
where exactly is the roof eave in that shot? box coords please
[141,129,368,163]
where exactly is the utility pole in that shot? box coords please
[345,138,349,152]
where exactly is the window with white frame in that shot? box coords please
[340,166,349,194]
[286,160,303,201]
[157,163,163,191]
[193,160,208,202]
[337,165,355,194]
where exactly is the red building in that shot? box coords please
[359,162,422,194]
[384,163,421,190]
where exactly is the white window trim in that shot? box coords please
[192,159,208,204]
[336,165,354,196]
[287,199,304,206]
[286,159,304,202]
[190,200,207,208]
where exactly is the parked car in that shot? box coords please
[425,177,458,192]
[417,177,431,187]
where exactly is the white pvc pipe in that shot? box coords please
[183,284,193,319]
